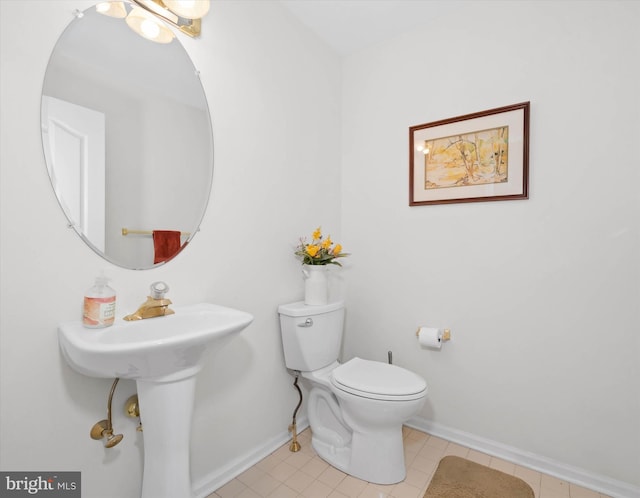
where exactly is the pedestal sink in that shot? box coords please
[58,303,253,498]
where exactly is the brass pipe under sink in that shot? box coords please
[125,394,143,432]
[90,378,123,448]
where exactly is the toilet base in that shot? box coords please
[348,427,406,484]
[311,425,406,485]
[311,434,351,475]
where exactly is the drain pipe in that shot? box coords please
[90,378,124,448]
[288,372,303,452]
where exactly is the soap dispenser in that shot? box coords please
[83,274,116,328]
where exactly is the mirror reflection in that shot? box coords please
[41,4,213,269]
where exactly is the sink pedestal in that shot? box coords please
[57,303,254,498]
[137,372,198,498]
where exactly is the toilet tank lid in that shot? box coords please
[278,301,344,317]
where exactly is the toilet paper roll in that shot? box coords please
[417,327,442,349]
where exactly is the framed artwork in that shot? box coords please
[409,102,529,206]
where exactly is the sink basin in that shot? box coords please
[58,303,253,380]
[58,302,253,498]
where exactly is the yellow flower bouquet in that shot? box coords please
[295,227,349,266]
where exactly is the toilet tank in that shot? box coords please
[278,301,345,371]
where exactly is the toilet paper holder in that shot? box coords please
[416,328,451,342]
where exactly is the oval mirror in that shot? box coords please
[41,4,213,270]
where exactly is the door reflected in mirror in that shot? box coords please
[41,4,213,269]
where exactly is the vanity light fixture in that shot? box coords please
[95,1,210,40]
[130,0,210,38]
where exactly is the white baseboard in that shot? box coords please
[406,416,640,498]
[192,415,638,498]
[192,417,310,498]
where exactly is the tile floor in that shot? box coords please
[209,427,611,498]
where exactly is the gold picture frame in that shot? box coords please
[410,102,530,206]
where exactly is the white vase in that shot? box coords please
[302,265,329,305]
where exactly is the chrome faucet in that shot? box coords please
[124,281,175,321]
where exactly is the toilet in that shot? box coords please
[278,301,427,484]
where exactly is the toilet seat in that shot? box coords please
[331,357,427,401]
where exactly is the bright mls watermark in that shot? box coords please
[0,472,80,497]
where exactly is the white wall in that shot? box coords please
[341,0,639,494]
[0,1,341,497]
[2,1,639,497]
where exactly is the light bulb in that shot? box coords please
[141,19,160,38]
[126,7,175,44]
[95,2,127,18]
[164,0,210,19]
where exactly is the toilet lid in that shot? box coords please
[331,357,427,401]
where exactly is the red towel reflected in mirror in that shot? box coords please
[153,230,182,264]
